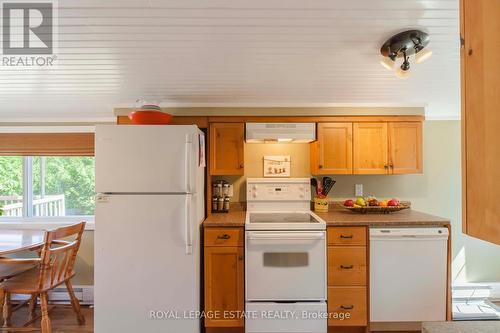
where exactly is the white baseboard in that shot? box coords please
[11,285,94,305]
[453,282,500,301]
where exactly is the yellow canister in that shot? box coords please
[314,197,329,213]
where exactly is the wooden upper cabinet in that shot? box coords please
[461,0,500,244]
[209,123,244,175]
[313,123,353,174]
[312,121,423,175]
[353,123,389,174]
[388,122,423,174]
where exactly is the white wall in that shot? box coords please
[216,121,500,283]
[326,121,500,283]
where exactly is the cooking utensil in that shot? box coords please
[322,178,336,196]
[311,178,320,196]
[322,177,328,190]
[317,182,323,197]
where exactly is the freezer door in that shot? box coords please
[95,125,203,194]
[95,194,202,332]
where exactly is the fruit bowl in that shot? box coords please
[342,197,411,214]
[342,203,411,214]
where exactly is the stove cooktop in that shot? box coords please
[245,211,326,230]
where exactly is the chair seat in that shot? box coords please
[0,263,37,281]
[0,268,75,294]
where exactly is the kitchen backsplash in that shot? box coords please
[213,142,428,203]
[213,142,310,202]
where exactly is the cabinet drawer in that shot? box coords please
[205,228,243,247]
[328,247,366,286]
[328,227,366,246]
[328,287,367,326]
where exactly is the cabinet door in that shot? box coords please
[328,287,367,326]
[462,0,500,244]
[314,123,353,174]
[204,246,244,327]
[353,123,388,174]
[388,122,423,174]
[209,123,244,175]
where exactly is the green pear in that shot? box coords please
[355,197,366,207]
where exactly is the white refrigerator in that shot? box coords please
[94,125,205,333]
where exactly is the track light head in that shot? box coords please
[379,30,430,79]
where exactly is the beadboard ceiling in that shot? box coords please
[0,0,460,122]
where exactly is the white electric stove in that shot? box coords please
[245,178,325,231]
[245,178,327,333]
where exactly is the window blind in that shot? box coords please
[0,133,94,156]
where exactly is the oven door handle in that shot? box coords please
[247,232,325,241]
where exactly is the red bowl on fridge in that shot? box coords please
[128,111,173,125]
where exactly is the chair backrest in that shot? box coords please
[37,222,86,290]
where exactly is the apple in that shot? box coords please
[368,199,379,206]
[344,199,355,207]
[387,198,400,207]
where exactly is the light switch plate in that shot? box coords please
[355,184,363,197]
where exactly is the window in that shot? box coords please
[0,156,95,219]
[0,157,23,217]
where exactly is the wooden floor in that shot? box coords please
[8,305,93,332]
[8,306,420,332]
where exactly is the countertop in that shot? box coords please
[422,321,500,333]
[203,205,450,227]
[203,210,246,227]
[316,205,450,227]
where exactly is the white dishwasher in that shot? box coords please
[370,227,448,323]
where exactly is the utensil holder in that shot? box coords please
[314,197,329,213]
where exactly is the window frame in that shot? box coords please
[0,156,95,228]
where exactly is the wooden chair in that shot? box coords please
[0,222,86,332]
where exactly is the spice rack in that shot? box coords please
[211,180,233,213]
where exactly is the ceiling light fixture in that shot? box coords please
[380,30,431,79]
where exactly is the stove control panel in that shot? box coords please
[247,178,311,202]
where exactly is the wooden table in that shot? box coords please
[0,229,45,256]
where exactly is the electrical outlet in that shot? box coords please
[355,184,363,197]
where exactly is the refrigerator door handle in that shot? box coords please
[185,196,193,255]
[185,134,193,194]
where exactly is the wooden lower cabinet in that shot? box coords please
[204,226,370,331]
[327,227,367,246]
[327,227,368,330]
[328,287,367,327]
[328,247,367,286]
[204,228,244,328]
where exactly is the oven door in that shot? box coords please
[245,231,326,301]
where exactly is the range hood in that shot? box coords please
[246,123,316,143]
